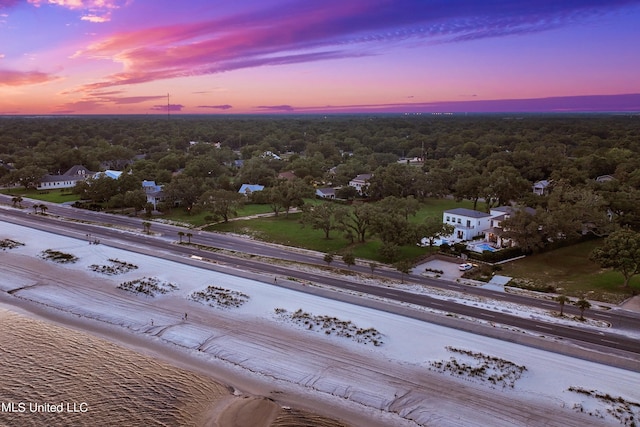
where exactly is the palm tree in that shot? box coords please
[556,294,570,316]
[186,233,193,244]
[369,262,378,277]
[575,298,591,321]
[178,231,185,243]
[40,204,48,215]
[394,260,412,284]
[342,252,355,269]
[11,196,23,208]
[323,253,334,266]
[33,204,40,214]
[142,221,151,234]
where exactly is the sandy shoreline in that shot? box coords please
[0,250,375,427]
[0,301,351,427]
[2,219,640,426]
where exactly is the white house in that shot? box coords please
[442,205,538,244]
[485,206,536,248]
[443,208,492,241]
[595,174,615,184]
[315,187,336,199]
[348,173,372,195]
[37,165,93,190]
[142,180,164,209]
[261,151,281,160]
[532,179,551,196]
[94,170,123,180]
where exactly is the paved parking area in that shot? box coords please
[413,259,463,281]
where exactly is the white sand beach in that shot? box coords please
[1,219,639,426]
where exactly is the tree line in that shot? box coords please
[1,114,639,250]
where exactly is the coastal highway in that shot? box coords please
[2,195,638,330]
[1,198,639,360]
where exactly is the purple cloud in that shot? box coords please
[197,105,233,110]
[295,93,640,113]
[0,69,57,86]
[76,0,640,92]
[256,105,295,112]
[150,104,184,112]
[0,0,20,8]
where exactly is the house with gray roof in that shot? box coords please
[348,173,372,196]
[37,165,94,190]
[532,179,551,196]
[485,206,536,248]
[443,208,492,241]
[315,187,336,199]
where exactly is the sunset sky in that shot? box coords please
[1,0,639,115]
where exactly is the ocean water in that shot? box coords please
[0,310,227,427]
[0,311,350,427]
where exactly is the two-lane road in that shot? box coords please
[1,196,639,363]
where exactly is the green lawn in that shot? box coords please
[236,203,275,217]
[1,187,80,204]
[210,212,348,252]
[208,212,434,263]
[205,198,456,263]
[162,199,320,227]
[499,239,640,303]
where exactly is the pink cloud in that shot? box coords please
[256,105,295,112]
[293,93,640,113]
[109,95,166,104]
[0,69,57,86]
[0,0,20,8]
[81,14,109,23]
[150,104,183,112]
[71,0,640,94]
[27,0,127,22]
[198,105,233,110]
[54,93,172,114]
[52,100,101,113]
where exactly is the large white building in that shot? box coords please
[443,208,492,241]
[348,173,372,195]
[37,165,93,190]
[443,206,536,247]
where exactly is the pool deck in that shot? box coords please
[468,242,498,253]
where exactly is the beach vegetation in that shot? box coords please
[39,249,78,263]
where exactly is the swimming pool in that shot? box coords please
[475,243,497,252]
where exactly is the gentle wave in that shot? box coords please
[0,311,227,427]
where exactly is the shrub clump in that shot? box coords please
[508,279,556,293]
[275,308,383,346]
[190,285,249,308]
[568,386,640,425]
[0,239,25,250]
[39,249,78,264]
[89,258,138,275]
[461,264,495,282]
[117,277,178,296]
[429,346,527,388]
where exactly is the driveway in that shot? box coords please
[414,259,463,281]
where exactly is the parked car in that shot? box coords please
[458,263,473,271]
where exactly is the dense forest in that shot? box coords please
[1,113,639,258]
[1,114,639,180]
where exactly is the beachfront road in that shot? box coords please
[1,199,639,364]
